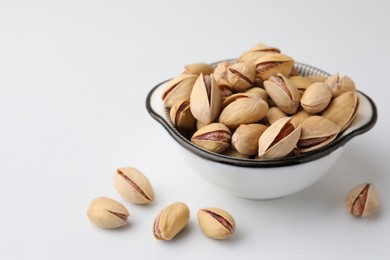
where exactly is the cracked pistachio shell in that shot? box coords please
[297,116,340,153]
[169,99,196,129]
[113,167,154,204]
[190,74,221,124]
[322,91,359,131]
[266,107,288,125]
[153,202,190,240]
[232,124,268,156]
[184,62,214,76]
[227,62,256,92]
[345,183,380,217]
[289,76,321,91]
[237,43,281,64]
[162,74,197,108]
[290,110,313,128]
[218,84,233,100]
[263,73,300,114]
[213,61,233,87]
[244,87,268,101]
[255,53,294,80]
[300,82,332,114]
[219,96,269,129]
[258,117,301,159]
[191,123,231,153]
[87,197,129,229]
[325,73,356,97]
[198,207,236,240]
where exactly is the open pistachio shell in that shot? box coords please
[254,53,294,80]
[184,62,214,76]
[169,99,196,130]
[297,116,341,153]
[191,123,231,153]
[227,62,255,92]
[162,74,197,108]
[324,73,356,97]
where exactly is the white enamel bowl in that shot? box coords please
[146,62,377,199]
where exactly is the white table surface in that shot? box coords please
[1,0,389,259]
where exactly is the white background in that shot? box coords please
[1,0,389,259]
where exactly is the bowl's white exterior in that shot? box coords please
[180,145,345,199]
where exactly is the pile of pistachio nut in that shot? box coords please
[162,43,359,160]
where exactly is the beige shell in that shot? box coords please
[227,62,255,92]
[184,62,214,76]
[162,74,197,108]
[254,53,294,80]
[87,197,129,229]
[324,73,356,97]
[322,91,359,131]
[153,202,190,240]
[263,73,301,114]
[198,207,236,240]
[289,76,321,91]
[258,117,301,159]
[213,61,233,87]
[219,96,269,129]
[113,167,155,204]
[191,123,231,153]
[232,124,268,155]
[290,109,313,128]
[300,82,332,114]
[297,116,340,153]
[244,87,268,101]
[266,107,288,125]
[345,183,380,217]
[190,74,221,124]
[169,99,196,129]
[237,43,281,64]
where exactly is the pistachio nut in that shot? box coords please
[297,116,340,153]
[237,43,281,64]
[290,109,313,128]
[190,73,221,124]
[255,53,294,80]
[87,197,129,229]
[324,73,356,97]
[113,167,154,204]
[169,99,196,129]
[266,107,288,125]
[322,91,359,131]
[244,87,268,101]
[227,62,255,92]
[162,74,197,108]
[218,84,233,100]
[345,183,380,217]
[198,207,236,240]
[184,62,214,76]
[153,202,190,240]
[263,73,300,114]
[258,117,301,159]
[219,96,269,129]
[232,124,268,155]
[213,61,233,87]
[221,92,251,110]
[289,76,320,91]
[191,123,231,153]
[300,82,332,114]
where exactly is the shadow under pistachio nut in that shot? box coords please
[345,183,380,217]
[258,117,301,159]
[198,207,236,240]
[191,123,231,154]
[153,202,190,241]
[87,197,129,229]
[113,167,154,205]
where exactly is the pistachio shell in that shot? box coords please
[300,82,332,114]
[244,87,268,101]
[324,73,356,97]
[290,110,313,128]
[263,73,300,114]
[289,76,319,91]
[227,62,255,92]
[162,74,197,107]
[232,124,268,155]
[184,62,214,75]
[153,202,190,240]
[297,116,340,153]
[198,207,236,240]
[213,61,233,87]
[219,96,269,129]
[87,197,129,229]
[266,107,288,125]
[169,99,196,129]
[237,43,280,64]
[345,183,380,217]
[322,91,359,131]
[191,123,231,153]
[255,53,294,80]
[258,117,301,159]
[190,74,221,124]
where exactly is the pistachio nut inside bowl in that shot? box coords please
[146,62,377,200]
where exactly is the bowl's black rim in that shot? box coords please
[146,62,378,168]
